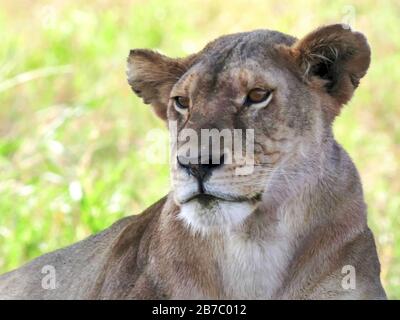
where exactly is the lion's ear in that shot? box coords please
[127,49,194,120]
[282,24,370,106]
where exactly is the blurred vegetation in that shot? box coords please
[0,0,399,298]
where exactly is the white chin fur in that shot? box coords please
[178,199,256,235]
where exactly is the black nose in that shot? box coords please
[177,154,225,181]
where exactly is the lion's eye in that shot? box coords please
[173,96,190,114]
[246,88,273,109]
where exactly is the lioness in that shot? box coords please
[0,24,386,299]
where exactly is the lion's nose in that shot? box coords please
[177,154,225,181]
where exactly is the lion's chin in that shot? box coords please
[177,196,257,235]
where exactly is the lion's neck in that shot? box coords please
[215,210,297,298]
[168,140,367,299]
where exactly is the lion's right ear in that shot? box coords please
[127,49,194,120]
[278,24,370,111]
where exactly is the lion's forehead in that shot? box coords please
[174,30,297,98]
[169,29,315,136]
[201,29,297,57]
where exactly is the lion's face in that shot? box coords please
[127,25,370,233]
[167,34,322,231]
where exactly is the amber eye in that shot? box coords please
[246,88,272,105]
[173,96,190,112]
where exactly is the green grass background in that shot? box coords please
[0,0,399,298]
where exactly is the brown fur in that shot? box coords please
[0,24,386,299]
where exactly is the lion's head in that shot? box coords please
[127,24,370,234]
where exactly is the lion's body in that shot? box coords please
[0,198,164,299]
[0,25,386,299]
[0,144,386,299]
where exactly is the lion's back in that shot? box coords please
[0,196,166,299]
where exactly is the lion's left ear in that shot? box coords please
[281,24,370,106]
[127,49,196,120]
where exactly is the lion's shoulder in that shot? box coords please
[0,195,168,299]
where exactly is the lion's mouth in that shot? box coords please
[182,192,261,204]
